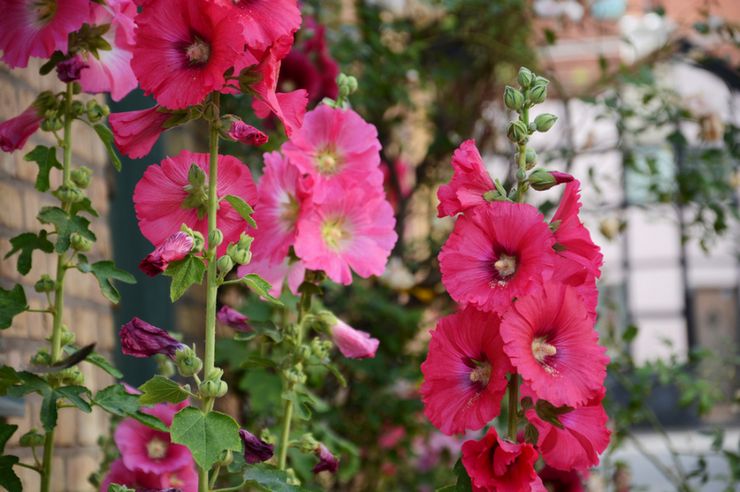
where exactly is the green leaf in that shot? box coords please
[0,366,21,395]
[534,400,572,430]
[64,346,123,379]
[241,274,283,306]
[453,459,472,492]
[0,455,22,492]
[243,464,308,492]
[138,376,189,405]
[170,407,242,470]
[164,255,206,302]
[5,371,49,398]
[38,206,96,253]
[93,123,122,171]
[282,389,325,421]
[69,197,99,218]
[77,258,136,304]
[623,324,639,343]
[0,423,17,454]
[224,194,257,228]
[93,385,168,432]
[233,320,282,343]
[107,485,135,492]
[239,355,277,370]
[40,390,57,432]
[24,145,62,192]
[56,386,92,413]
[5,231,54,275]
[0,285,28,330]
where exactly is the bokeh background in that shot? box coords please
[1,0,738,490]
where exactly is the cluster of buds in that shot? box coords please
[199,367,228,399]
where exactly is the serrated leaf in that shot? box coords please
[0,423,17,454]
[164,255,206,301]
[0,366,21,395]
[170,407,242,470]
[93,123,122,171]
[138,376,189,405]
[56,386,92,413]
[0,455,22,492]
[38,206,96,253]
[0,285,28,330]
[243,464,308,492]
[69,197,99,217]
[5,371,49,398]
[24,145,62,192]
[77,259,136,304]
[224,194,257,228]
[93,384,168,432]
[241,274,283,306]
[5,231,54,275]
[40,390,57,432]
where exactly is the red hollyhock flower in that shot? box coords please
[101,458,197,492]
[501,283,608,407]
[421,307,511,435]
[551,180,603,277]
[538,466,587,492]
[207,0,301,50]
[228,121,268,146]
[523,384,610,471]
[0,103,43,152]
[139,231,194,277]
[437,140,495,218]
[461,427,545,492]
[120,317,185,359]
[217,305,250,332]
[551,257,598,320]
[438,202,556,314]
[131,0,247,109]
[109,106,170,159]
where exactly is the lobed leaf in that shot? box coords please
[164,255,206,302]
[5,231,54,275]
[0,285,28,330]
[24,145,62,192]
[138,376,189,405]
[170,407,242,470]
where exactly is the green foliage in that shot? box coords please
[76,256,136,304]
[169,407,242,470]
[0,455,21,492]
[0,285,28,330]
[37,206,96,253]
[243,464,309,492]
[241,274,283,306]
[63,347,123,379]
[224,194,257,228]
[138,375,190,405]
[93,384,168,432]
[5,231,55,275]
[24,145,62,192]
[164,254,206,302]
[92,123,122,171]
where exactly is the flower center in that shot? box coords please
[280,194,300,228]
[146,437,168,460]
[315,149,341,175]
[33,0,57,24]
[494,253,517,279]
[186,37,211,65]
[469,361,491,386]
[321,217,350,251]
[531,337,558,374]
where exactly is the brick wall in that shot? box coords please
[0,61,116,491]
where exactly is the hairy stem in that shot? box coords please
[514,106,529,203]
[507,374,520,441]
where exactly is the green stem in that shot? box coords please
[507,374,520,441]
[514,107,530,203]
[198,92,221,492]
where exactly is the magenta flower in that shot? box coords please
[139,231,194,277]
[228,121,268,146]
[294,189,397,285]
[437,139,495,218]
[207,0,301,50]
[109,106,170,159]
[239,429,273,464]
[114,402,193,476]
[0,0,88,68]
[100,458,197,492]
[313,443,339,474]
[282,105,383,202]
[120,318,184,359]
[56,57,88,83]
[330,319,379,359]
[133,150,257,256]
[552,256,598,320]
[0,104,43,152]
[217,305,250,332]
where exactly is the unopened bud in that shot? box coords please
[31,350,51,366]
[199,379,227,398]
[60,327,75,346]
[19,430,45,448]
[217,255,234,274]
[70,232,93,252]
[55,185,84,204]
[518,67,535,88]
[504,86,524,111]
[525,148,537,169]
[188,164,206,187]
[534,113,558,132]
[34,275,55,293]
[209,229,223,249]
[507,121,529,143]
[528,169,573,191]
[175,346,202,377]
[528,83,548,105]
[71,166,92,189]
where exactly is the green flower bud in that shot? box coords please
[19,430,45,448]
[188,163,207,187]
[199,379,228,398]
[528,78,549,105]
[527,169,573,191]
[518,67,535,88]
[71,100,85,117]
[525,148,537,168]
[209,229,223,249]
[86,100,105,122]
[55,185,85,204]
[503,85,525,111]
[283,364,306,385]
[206,367,224,382]
[71,166,92,189]
[296,433,319,454]
[31,350,51,366]
[217,255,234,274]
[70,232,93,252]
[507,120,529,143]
[60,327,75,346]
[175,346,202,377]
[71,82,82,95]
[34,275,55,293]
[346,75,358,93]
[59,367,84,386]
[237,233,254,250]
[534,113,558,132]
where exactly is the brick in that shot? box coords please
[77,407,102,446]
[51,455,66,484]
[74,308,97,347]
[16,148,38,183]
[17,465,41,491]
[0,181,24,229]
[98,312,115,351]
[23,187,41,231]
[56,408,77,446]
[0,80,19,119]
[5,310,30,339]
[66,452,99,492]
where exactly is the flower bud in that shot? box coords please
[525,148,537,169]
[19,430,45,448]
[239,429,274,464]
[56,57,88,83]
[139,231,194,277]
[507,121,529,143]
[283,365,306,385]
[70,100,85,118]
[227,121,268,146]
[55,185,84,204]
[188,163,207,187]
[528,169,574,191]
[310,338,332,360]
[227,243,251,265]
[534,113,558,132]
[119,317,185,359]
[313,443,339,474]
[60,327,75,346]
[199,379,228,398]
[518,67,535,88]
[85,100,105,123]
[174,346,202,377]
[237,233,254,250]
[70,232,93,252]
[181,225,205,253]
[31,350,50,366]
[216,305,250,332]
[206,367,224,382]
[71,166,92,189]
[209,229,223,249]
[330,318,379,359]
[528,83,548,105]
[34,275,55,293]
[296,433,319,453]
[217,255,234,275]
[504,86,524,111]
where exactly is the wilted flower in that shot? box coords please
[239,429,274,464]
[120,318,184,359]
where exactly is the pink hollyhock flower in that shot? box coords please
[251,152,313,263]
[109,106,170,159]
[0,0,88,68]
[500,283,609,407]
[437,140,495,218]
[239,429,274,464]
[115,402,193,475]
[249,35,308,137]
[378,425,406,449]
[217,305,250,332]
[313,443,339,474]
[131,0,246,109]
[523,385,610,471]
[207,0,301,50]
[78,0,138,101]
[421,307,511,435]
[552,257,598,320]
[330,318,379,359]
[282,105,383,203]
[120,317,185,359]
[237,257,306,297]
[139,231,194,277]
[0,104,43,152]
[100,458,198,492]
[133,150,257,256]
[293,189,397,285]
[538,466,587,492]
[228,121,268,146]
[551,180,603,277]
[56,57,88,83]
[438,202,556,313]
[461,427,545,492]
